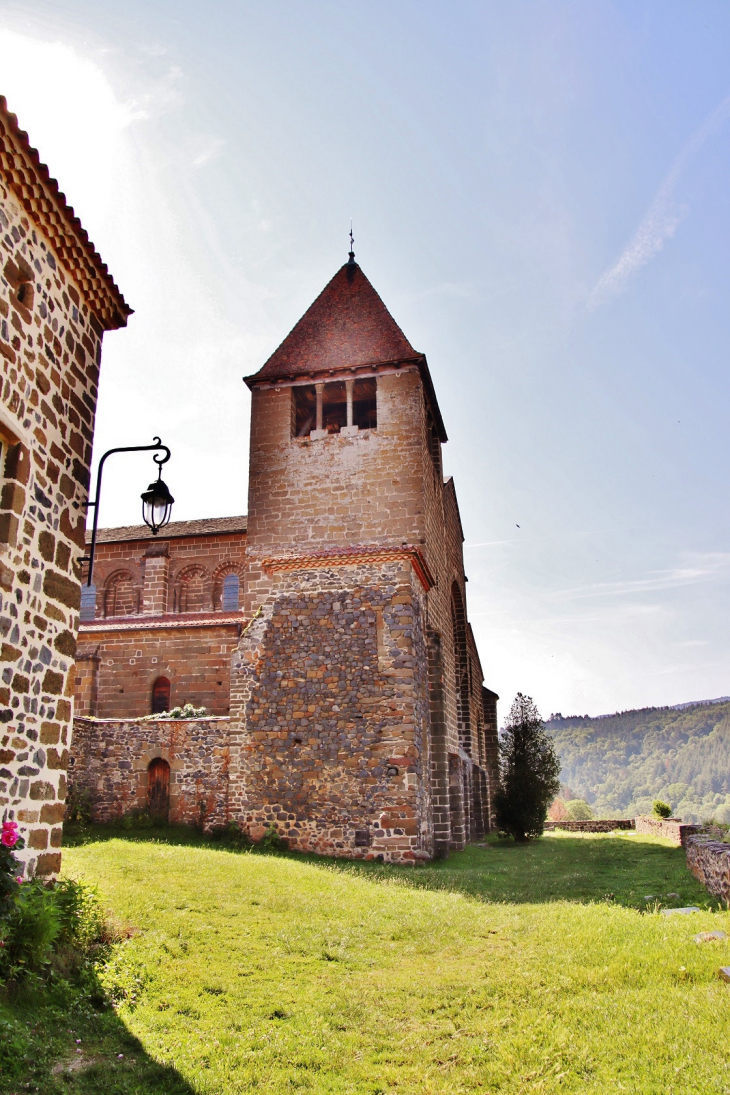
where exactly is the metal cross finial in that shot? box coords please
[348,222,355,263]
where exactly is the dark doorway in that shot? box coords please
[147,758,170,819]
[151,676,170,714]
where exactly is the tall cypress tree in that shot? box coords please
[496,693,561,842]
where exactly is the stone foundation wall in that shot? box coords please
[685,836,730,906]
[69,715,230,827]
[635,815,701,846]
[229,560,434,863]
[544,819,635,833]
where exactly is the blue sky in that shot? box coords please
[1,0,729,717]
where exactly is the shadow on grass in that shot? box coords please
[0,963,196,1095]
[63,822,713,910]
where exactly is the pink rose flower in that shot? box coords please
[15,876,23,885]
[1,821,18,848]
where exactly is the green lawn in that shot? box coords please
[2,829,730,1094]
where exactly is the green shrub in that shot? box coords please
[260,824,288,852]
[566,799,593,821]
[210,820,254,851]
[0,880,62,979]
[65,784,93,823]
[53,877,107,950]
[120,809,158,830]
[0,1017,30,1080]
[652,800,672,819]
[0,876,110,982]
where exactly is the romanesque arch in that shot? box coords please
[171,565,209,613]
[104,570,139,618]
[450,581,471,753]
[212,562,242,611]
[427,628,450,856]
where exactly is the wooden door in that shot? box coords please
[147,758,170,819]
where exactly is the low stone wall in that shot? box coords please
[686,836,730,906]
[69,716,230,828]
[544,819,635,833]
[635,815,701,847]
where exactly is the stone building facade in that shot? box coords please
[75,517,246,718]
[0,97,130,875]
[70,254,498,861]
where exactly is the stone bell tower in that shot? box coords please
[227,250,497,862]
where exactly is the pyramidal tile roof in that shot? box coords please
[246,259,421,384]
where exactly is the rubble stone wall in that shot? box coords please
[229,559,433,862]
[69,715,230,827]
[239,368,498,859]
[685,836,730,906]
[0,184,113,875]
[543,819,635,833]
[635,815,701,846]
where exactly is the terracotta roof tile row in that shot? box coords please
[87,515,248,545]
[0,96,131,330]
[79,611,245,632]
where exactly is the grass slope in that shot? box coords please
[547,700,730,821]
[2,829,730,1093]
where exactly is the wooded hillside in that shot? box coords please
[546,701,730,823]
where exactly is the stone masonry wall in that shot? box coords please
[242,366,497,857]
[82,529,246,619]
[0,184,115,875]
[75,528,246,718]
[75,621,241,718]
[244,370,427,615]
[543,819,635,833]
[69,715,230,827]
[685,835,730,907]
[635,815,701,847]
[229,559,432,863]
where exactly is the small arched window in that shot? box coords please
[221,573,240,611]
[151,676,171,714]
[80,583,97,622]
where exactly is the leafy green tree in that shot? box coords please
[496,694,561,841]
[566,798,593,821]
[652,799,672,819]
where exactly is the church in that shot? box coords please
[71,250,499,861]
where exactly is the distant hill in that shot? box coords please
[546,700,730,824]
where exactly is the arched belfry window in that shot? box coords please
[151,676,170,714]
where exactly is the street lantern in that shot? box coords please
[141,471,175,534]
[83,436,173,587]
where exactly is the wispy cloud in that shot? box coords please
[464,538,522,549]
[588,92,730,309]
[192,137,225,169]
[551,553,730,601]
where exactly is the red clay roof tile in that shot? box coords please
[245,260,420,384]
